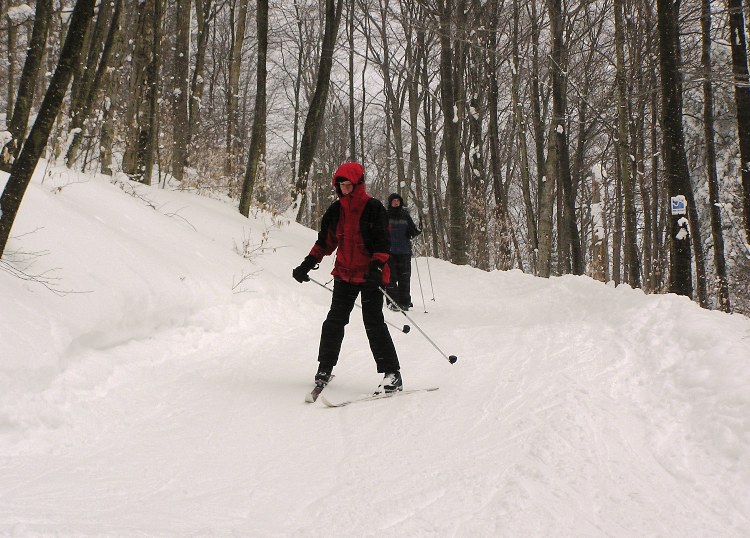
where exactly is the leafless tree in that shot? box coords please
[0,0,96,257]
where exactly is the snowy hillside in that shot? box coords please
[1,164,749,536]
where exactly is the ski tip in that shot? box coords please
[320,395,339,407]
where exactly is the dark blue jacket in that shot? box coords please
[387,193,421,256]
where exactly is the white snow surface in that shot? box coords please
[1,164,749,536]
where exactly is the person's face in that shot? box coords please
[391,198,400,208]
[339,180,354,195]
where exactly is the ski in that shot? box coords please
[305,375,335,403]
[320,387,439,408]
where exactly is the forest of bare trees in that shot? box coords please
[1,0,749,313]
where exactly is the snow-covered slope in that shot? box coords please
[1,164,748,536]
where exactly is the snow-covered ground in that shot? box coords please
[1,163,749,536]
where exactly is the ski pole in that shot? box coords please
[413,255,428,313]
[424,253,435,302]
[418,235,436,301]
[309,277,411,334]
[378,286,457,364]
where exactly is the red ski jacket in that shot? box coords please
[308,163,391,285]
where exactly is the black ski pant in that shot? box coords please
[386,254,412,307]
[317,279,400,373]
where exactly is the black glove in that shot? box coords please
[292,255,318,283]
[364,261,384,288]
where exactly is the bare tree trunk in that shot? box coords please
[366,0,407,201]
[65,0,123,167]
[613,160,622,284]
[6,10,17,124]
[68,0,110,122]
[359,42,368,169]
[650,70,663,290]
[591,172,608,282]
[347,0,356,161]
[466,70,489,270]
[225,0,249,177]
[529,0,546,200]
[0,0,96,258]
[511,0,537,273]
[539,0,567,278]
[402,0,418,198]
[630,0,654,291]
[171,0,191,181]
[1,0,52,171]
[557,176,568,274]
[99,9,126,176]
[615,0,641,287]
[289,0,304,185]
[406,18,422,212]
[538,124,557,278]
[490,0,511,270]
[656,0,693,297]
[292,0,344,220]
[239,0,268,215]
[122,0,157,183]
[728,0,750,243]
[420,29,440,258]
[701,0,731,311]
[142,0,162,186]
[437,0,467,265]
[188,0,213,150]
[634,62,653,291]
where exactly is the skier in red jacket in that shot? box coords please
[293,162,402,395]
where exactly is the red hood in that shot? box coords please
[308,161,389,285]
[333,162,368,201]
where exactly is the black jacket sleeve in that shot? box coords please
[406,213,422,238]
[361,198,391,263]
[309,201,340,260]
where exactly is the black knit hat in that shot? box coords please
[388,193,404,205]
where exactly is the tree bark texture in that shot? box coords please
[728,0,750,244]
[437,0,467,265]
[614,0,641,287]
[292,0,344,221]
[239,0,269,216]
[701,0,731,311]
[65,0,123,167]
[656,0,693,297]
[225,0,249,177]
[172,0,191,181]
[0,0,96,258]
[1,0,52,171]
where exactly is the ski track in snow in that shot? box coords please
[3,275,748,536]
[1,170,749,536]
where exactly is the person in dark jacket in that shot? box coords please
[292,162,403,395]
[386,193,421,311]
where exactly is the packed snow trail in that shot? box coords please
[1,169,749,536]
